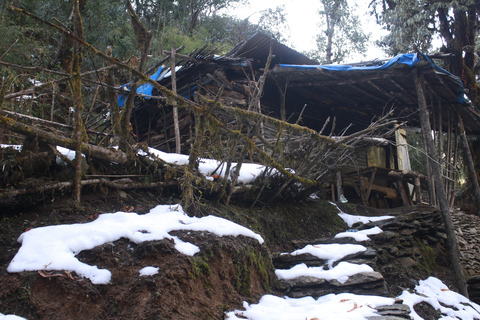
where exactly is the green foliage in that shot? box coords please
[305,0,369,64]
[369,0,479,107]
[407,130,427,176]
[0,2,56,67]
[370,0,440,55]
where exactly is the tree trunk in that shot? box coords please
[105,46,122,146]
[72,0,85,205]
[414,71,468,297]
[457,111,480,215]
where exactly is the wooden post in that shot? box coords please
[414,176,422,204]
[171,48,181,154]
[358,169,367,205]
[397,180,412,206]
[457,111,480,215]
[424,134,436,206]
[414,71,468,297]
[336,171,342,201]
[277,80,288,121]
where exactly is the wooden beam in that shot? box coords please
[389,79,416,103]
[351,84,386,103]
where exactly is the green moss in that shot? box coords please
[246,247,272,290]
[416,240,438,274]
[202,200,344,251]
[190,250,213,277]
[233,261,252,297]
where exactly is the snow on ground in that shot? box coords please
[1,144,280,185]
[329,202,395,228]
[227,202,480,320]
[3,154,480,319]
[0,314,27,320]
[143,147,281,184]
[139,266,159,277]
[399,277,480,320]
[225,279,480,320]
[225,293,396,320]
[334,226,384,242]
[7,204,263,285]
[276,261,374,284]
[291,243,366,268]
[0,144,82,165]
[0,144,22,151]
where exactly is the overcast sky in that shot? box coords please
[224,0,390,62]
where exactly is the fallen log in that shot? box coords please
[0,178,178,200]
[0,114,127,164]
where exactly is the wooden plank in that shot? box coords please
[365,167,377,201]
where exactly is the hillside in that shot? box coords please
[2,188,478,319]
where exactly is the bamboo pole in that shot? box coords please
[414,70,468,297]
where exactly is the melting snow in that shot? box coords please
[139,266,159,276]
[7,204,263,284]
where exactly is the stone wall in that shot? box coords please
[452,209,480,277]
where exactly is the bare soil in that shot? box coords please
[0,189,459,320]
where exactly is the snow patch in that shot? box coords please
[7,204,263,284]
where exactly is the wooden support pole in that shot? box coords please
[424,133,436,206]
[414,71,468,297]
[171,47,181,154]
[336,171,342,201]
[457,110,480,215]
[358,169,367,205]
[397,180,412,206]
[414,177,422,204]
[365,168,377,201]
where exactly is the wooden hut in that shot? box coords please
[128,33,480,208]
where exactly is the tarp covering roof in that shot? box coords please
[278,52,467,104]
[261,52,480,134]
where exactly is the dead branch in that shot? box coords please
[0,114,127,164]
[0,109,110,136]
[0,60,70,77]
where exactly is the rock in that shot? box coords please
[329,271,384,287]
[400,228,415,236]
[398,257,416,268]
[278,276,326,289]
[366,317,411,320]
[375,303,411,317]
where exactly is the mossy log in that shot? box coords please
[0,114,127,164]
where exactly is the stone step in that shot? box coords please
[372,303,411,319]
[272,248,377,269]
[278,271,386,298]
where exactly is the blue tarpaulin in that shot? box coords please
[118,67,165,107]
[279,53,467,104]
[280,53,422,71]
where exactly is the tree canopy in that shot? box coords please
[305,0,370,64]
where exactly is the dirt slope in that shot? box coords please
[0,190,458,319]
